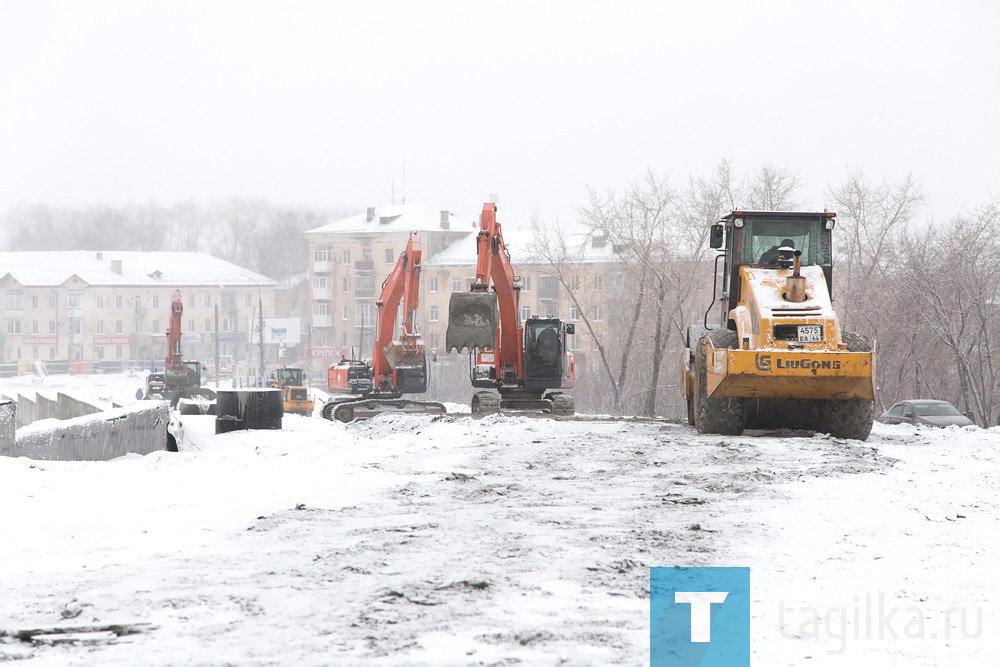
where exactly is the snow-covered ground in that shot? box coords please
[1,373,996,664]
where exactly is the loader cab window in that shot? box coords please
[741,218,832,267]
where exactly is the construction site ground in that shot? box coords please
[0,373,997,665]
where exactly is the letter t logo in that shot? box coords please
[675,591,729,642]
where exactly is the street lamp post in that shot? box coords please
[243,274,266,382]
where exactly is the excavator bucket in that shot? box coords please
[447,292,498,351]
[384,340,425,370]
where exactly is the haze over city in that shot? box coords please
[2,1,998,226]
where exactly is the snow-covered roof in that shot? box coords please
[0,251,277,288]
[304,204,466,236]
[426,229,619,267]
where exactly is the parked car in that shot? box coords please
[879,400,974,427]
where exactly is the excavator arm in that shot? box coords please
[372,231,425,383]
[447,204,523,381]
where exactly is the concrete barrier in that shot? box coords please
[0,400,15,458]
[11,402,171,461]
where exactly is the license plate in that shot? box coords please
[798,325,822,342]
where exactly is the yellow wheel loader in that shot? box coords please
[681,210,876,440]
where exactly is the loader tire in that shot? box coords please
[694,328,745,435]
[824,331,875,441]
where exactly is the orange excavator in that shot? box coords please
[447,203,576,416]
[321,231,446,422]
[143,290,216,407]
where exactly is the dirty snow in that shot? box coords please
[0,373,997,664]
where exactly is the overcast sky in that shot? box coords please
[1,1,997,226]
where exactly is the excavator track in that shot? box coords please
[326,398,448,423]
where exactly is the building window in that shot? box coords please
[116,320,123,333]
[32,346,38,360]
[341,332,348,347]
[7,320,21,334]
[31,295,39,308]
[520,305,530,322]
[570,305,580,321]
[612,272,625,289]
[314,303,331,316]
[223,318,233,332]
[429,277,439,293]
[49,321,56,334]
[32,320,38,333]
[222,292,236,309]
[570,276,580,292]
[246,294,252,307]
[313,276,328,289]
[342,277,349,293]
[188,319,195,332]
[135,295,142,309]
[342,249,351,264]
[49,295,56,308]
[522,276,531,292]
[151,320,160,334]
[430,333,438,348]
[568,334,579,351]
[96,295,104,308]
[362,248,373,262]
[315,248,330,263]
[115,345,123,359]
[49,347,56,360]
[452,278,462,292]
[355,304,373,327]
[429,306,439,322]
[153,295,160,308]
[97,320,104,334]
[205,318,211,330]
[466,277,475,289]
[4,292,22,310]
[593,275,603,291]
[385,248,394,264]
[592,305,603,321]
[116,295,123,308]
[97,347,105,360]
[543,304,558,318]
[342,305,349,320]
[205,294,212,307]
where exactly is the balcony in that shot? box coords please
[312,314,332,328]
[3,308,24,318]
[312,286,332,301]
[538,287,559,301]
[355,260,374,272]
[354,287,375,299]
[313,260,333,273]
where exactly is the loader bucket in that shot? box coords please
[447,292,498,351]
[384,340,425,370]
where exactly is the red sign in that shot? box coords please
[311,347,347,358]
[23,336,57,345]
[94,336,130,345]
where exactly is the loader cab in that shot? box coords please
[711,211,835,327]
[523,317,570,388]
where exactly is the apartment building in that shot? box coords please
[303,204,621,376]
[0,251,277,374]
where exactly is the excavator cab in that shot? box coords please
[396,353,429,394]
[523,318,564,387]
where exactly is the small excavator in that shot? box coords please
[143,290,217,408]
[321,231,446,422]
[447,203,576,417]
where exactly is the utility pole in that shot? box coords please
[258,291,265,380]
